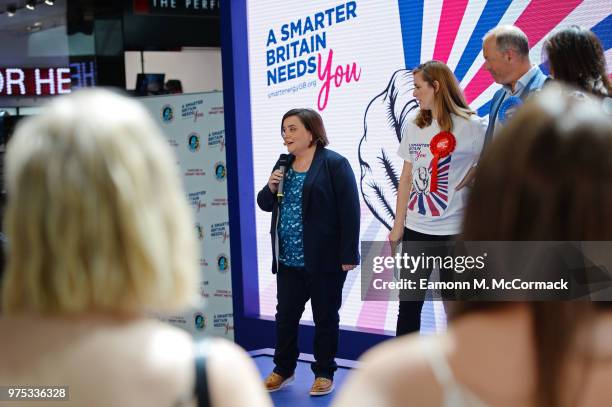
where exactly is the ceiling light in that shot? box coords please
[26,0,36,10]
[6,5,16,16]
[45,0,55,5]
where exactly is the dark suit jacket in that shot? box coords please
[484,67,549,145]
[257,146,360,274]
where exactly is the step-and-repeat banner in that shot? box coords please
[139,92,234,339]
[247,0,612,334]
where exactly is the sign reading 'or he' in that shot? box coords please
[0,68,71,97]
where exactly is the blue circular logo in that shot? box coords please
[214,162,226,181]
[194,313,206,330]
[217,254,229,272]
[498,96,523,124]
[161,105,174,123]
[188,132,201,152]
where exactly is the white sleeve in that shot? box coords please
[397,124,413,162]
[471,116,487,167]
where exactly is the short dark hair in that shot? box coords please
[281,108,329,147]
[544,25,611,97]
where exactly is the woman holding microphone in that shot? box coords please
[257,108,360,396]
[388,61,486,335]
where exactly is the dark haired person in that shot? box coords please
[257,108,360,396]
[333,85,612,407]
[544,25,611,97]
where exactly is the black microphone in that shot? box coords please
[277,154,289,201]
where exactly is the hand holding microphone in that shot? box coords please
[267,154,289,201]
[267,170,283,193]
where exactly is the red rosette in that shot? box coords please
[429,131,456,192]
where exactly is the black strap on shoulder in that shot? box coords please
[194,341,211,407]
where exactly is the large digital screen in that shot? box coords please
[246,0,612,334]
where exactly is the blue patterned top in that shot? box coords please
[278,168,307,267]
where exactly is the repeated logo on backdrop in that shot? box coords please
[194,312,207,331]
[140,92,233,338]
[161,104,174,123]
[188,190,207,212]
[217,254,229,272]
[214,161,226,181]
[182,99,205,122]
[208,129,225,150]
[213,313,234,336]
[210,221,230,241]
[211,198,228,207]
[187,132,201,152]
[185,168,206,177]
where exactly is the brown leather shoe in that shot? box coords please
[309,377,334,396]
[264,372,294,392]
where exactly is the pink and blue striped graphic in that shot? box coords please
[355,0,610,333]
[398,0,612,116]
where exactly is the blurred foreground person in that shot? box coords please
[0,90,271,407]
[334,85,612,407]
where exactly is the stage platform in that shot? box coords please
[252,350,355,407]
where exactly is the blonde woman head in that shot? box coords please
[2,89,198,315]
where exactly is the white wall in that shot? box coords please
[124,48,222,92]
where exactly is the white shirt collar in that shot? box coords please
[503,65,539,96]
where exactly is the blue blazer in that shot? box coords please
[484,67,549,145]
[257,146,361,274]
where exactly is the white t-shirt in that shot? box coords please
[397,112,486,235]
